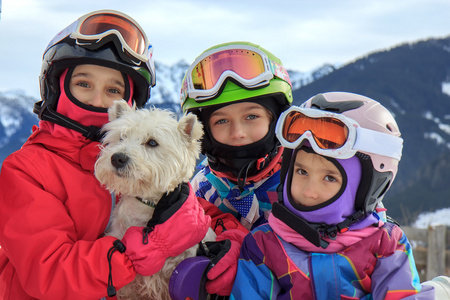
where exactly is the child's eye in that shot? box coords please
[325,175,337,182]
[108,88,122,94]
[296,168,307,176]
[77,81,90,88]
[214,119,227,125]
[246,114,258,120]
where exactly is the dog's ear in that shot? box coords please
[108,100,135,121]
[178,113,204,143]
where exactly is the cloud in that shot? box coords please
[1,0,450,97]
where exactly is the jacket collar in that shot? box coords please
[26,124,101,172]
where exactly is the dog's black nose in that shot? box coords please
[111,153,129,169]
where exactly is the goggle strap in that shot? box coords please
[270,60,292,87]
[354,127,403,160]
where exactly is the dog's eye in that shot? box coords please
[147,139,159,147]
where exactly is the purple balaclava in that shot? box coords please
[283,147,362,226]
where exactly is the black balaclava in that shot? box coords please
[199,95,285,182]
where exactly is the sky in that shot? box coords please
[1,0,450,98]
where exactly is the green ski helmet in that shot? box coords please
[180,41,293,185]
[180,41,293,114]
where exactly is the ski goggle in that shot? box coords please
[275,106,403,160]
[180,44,292,104]
[44,10,155,85]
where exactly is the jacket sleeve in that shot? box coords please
[0,152,135,300]
[230,232,280,299]
[371,226,436,300]
[198,197,248,236]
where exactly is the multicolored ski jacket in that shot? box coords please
[231,222,435,300]
[191,162,280,231]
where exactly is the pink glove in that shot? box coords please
[121,183,211,276]
[205,229,247,295]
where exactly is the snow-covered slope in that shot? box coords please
[413,208,450,228]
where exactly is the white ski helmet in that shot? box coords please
[298,91,403,214]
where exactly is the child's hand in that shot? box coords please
[204,229,247,295]
[121,184,211,276]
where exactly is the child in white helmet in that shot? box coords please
[231,92,435,299]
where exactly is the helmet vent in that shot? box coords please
[310,94,364,113]
[356,152,370,160]
[377,180,390,198]
[380,163,385,169]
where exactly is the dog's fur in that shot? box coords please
[95,100,215,300]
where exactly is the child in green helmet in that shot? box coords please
[180,41,292,295]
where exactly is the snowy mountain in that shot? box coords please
[146,60,189,114]
[1,36,450,226]
[0,91,38,162]
[292,36,450,224]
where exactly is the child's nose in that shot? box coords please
[230,123,246,139]
[303,182,319,199]
[89,90,105,107]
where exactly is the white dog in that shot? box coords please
[95,100,215,300]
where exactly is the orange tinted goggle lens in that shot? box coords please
[79,13,145,55]
[282,111,349,149]
[191,49,266,90]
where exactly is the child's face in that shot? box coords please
[290,149,343,207]
[209,102,272,146]
[69,64,126,108]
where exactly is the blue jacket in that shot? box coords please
[191,162,280,230]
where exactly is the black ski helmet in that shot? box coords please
[34,10,156,140]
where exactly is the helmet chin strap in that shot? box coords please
[236,160,255,192]
[272,201,330,248]
[34,103,104,142]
